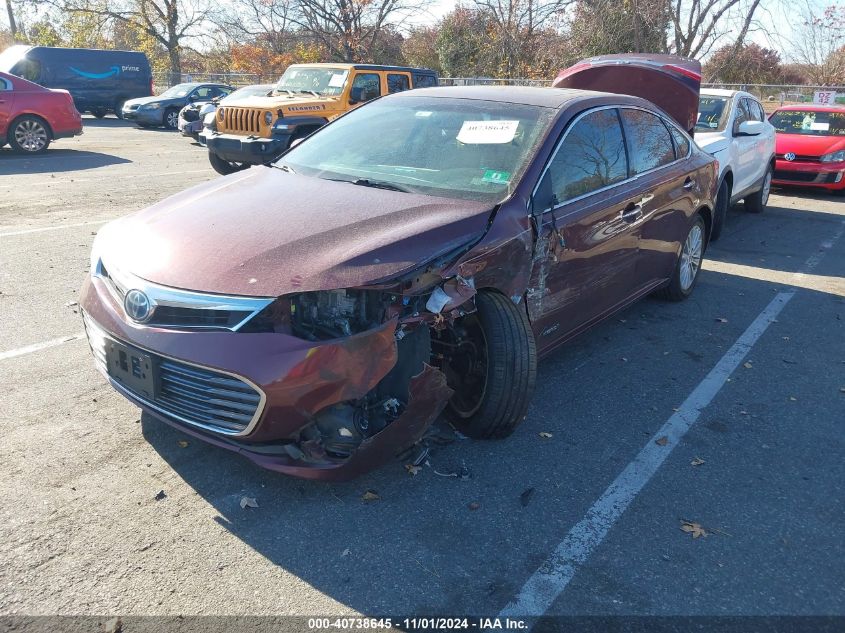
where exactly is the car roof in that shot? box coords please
[391,85,648,109]
[774,104,845,113]
[701,88,740,98]
[286,62,436,74]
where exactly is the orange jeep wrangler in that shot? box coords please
[205,63,438,174]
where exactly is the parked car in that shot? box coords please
[179,84,272,142]
[769,105,845,195]
[0,70,82,153]
[122,83,233,130]
[0,45,151,119]
[205,63,438,175]
[80,55,717,480]
[693,89,775,240]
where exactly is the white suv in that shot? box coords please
[695,89,776,240]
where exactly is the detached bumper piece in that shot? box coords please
[206,132,288,165]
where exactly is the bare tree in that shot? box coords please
[216,0,295,54]
[58,0,212,81]
[474,0,570,77]
[667,0,765,58]
[5,0,18,37]
[290,0,430,62]
[787,2,845,84]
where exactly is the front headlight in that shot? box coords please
[820,150,845,163]
[141,102,161,110]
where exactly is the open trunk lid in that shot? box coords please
[553,54,702,135]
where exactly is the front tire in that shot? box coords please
[438,291,537,439]
[8,115,51,153]
[745,166,772,213]
[114,100,126,119]
[91,108,107,119]
[164,108,179,130]
[658,214,706,301]
[710,180,729,241]
[208,150,250,175]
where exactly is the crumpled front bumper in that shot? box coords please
[178,117,203,136]
[79,274,452,480]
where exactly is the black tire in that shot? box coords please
[163,108,179,130]
[114,100,126,119]
[745,165,772,213]
[657,214,706,302]
[91,108,107,119]
[710,179,729,242]
[208,150,250,176]
[8,115,51,153]
[440,291,537,439]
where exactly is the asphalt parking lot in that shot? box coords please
[1,118,844,624]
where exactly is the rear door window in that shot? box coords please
[619,108,676,174]
[387,74,410,93]
[545,108,628,204]
[412,74,437,88]
[11,59,41,83]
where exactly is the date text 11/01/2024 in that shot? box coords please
[306,618,528,630]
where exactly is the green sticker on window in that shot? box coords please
[482,169,511,184]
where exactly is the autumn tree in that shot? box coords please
[402,24,441,72]
[788,4,845,84]
[569,0,669,57]
[667,0,763,58]
[703,42,783,83]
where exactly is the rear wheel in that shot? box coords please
[745,165,772,213]
[91,108,107,119]
[710,180,729,241]
[436,291,537,439]
[208,150,250,175]
[114,100,126,119]
[657,215,705,301]
[8,115,51,153]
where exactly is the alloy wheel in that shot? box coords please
[14,119,48,152]
[166,111,179,129]
[679,223,703,291]
[761,170,772,206]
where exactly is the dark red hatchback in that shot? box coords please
[81,55,718,480]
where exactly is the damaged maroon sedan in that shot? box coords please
[81,55,717,480]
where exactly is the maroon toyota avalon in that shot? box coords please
[81,55,718,480]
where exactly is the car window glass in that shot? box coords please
[193,87,213,99]
[387,74,410,94]
[412,74,437,88]
[11,58,40,83]
[752,101,766,122]
[545,108,628,204]
[0,76,11,90]
[734,99,752,131]
[350,73,381,103]
[619,108,675,174]
[669,125,690,158]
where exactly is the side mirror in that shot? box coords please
[736,120,764,136]
[349,86,363,105]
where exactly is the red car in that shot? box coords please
[770,105,845,195]
[0,70,82,153]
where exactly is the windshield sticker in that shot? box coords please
[328,72,347,88]
[415,111,433,117]
[457,120,519,144]
[481,169,511,184]
[810,122,830,131]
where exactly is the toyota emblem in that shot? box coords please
[124,289,152,322]
[784,152,796,161]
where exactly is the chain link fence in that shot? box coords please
[154,72,845,110]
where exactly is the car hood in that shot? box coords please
[98,168,492,297]
[775,133,845,157]
[694,132,729,155]
[225,95,339,109]
[553,54,701,135]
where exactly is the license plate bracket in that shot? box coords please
[105,339,157,400]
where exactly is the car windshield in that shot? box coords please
[223,85,272,103]
[697,96,730,132]
[275,67,349,97]
[278,96,556,203]
[769,110,845,136]
[159,84,195,98]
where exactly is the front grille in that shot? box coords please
[777,154,819,163]
[774,169,819,182]
[99,263,259,331]
[83,312,263,435]
[222,107,262,133]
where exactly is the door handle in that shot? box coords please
[620,194,652,222]
[683,178,695,190]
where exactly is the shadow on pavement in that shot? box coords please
[0,149,131,174]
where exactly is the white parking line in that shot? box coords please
[0,219,110,237]
[0,333,85,362]
[499,221,845,623]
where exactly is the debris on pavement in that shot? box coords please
[715,317,728,323]
[468,501,481,511]
[655,436,669,446]
[361,490,380,501]
[239,496,259,509]
[680,520,708,539]
[177,440,189,448]
[743,361,753,369]
[520,487,535,507]
[405,464,422,476]
[434,464,471,479]
[538,432,553,439]
[153,490,166,501]
[691,457,705,466]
